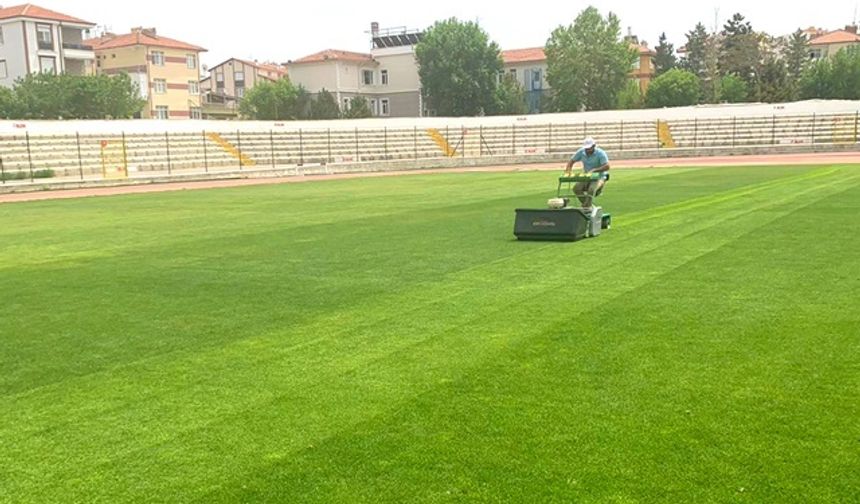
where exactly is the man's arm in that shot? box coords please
[565,150,582,175]
[591,151,610,173]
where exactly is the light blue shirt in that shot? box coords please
[571,147,609,178]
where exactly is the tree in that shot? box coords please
[801,47,860,99]
[10,72,143,119]
[800,57,834,99]
[719,13,761,84]
[545,6,637,111]
[701,30,722,103]
[343,96,372,119]
[719,74,748,102]
[754,57,791,102]
[785,29,810,100]
[645,68,701,108]
[491,75,528,115]
[101,73,146,118]
[415,18,502,116]
[310,88,341,119]
[653,32,677,76]
[681,23,709,78]
[293,85,312,120]
[0,86,22,118]
[239,78,303,120]
[616,80,644,109]
[785,30,810,81]
[13,73,70,118]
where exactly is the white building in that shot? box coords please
[0,4,95,87]
[287,23,424,117]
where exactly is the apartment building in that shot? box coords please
[88,27,206,119]
[200,58,287,119]
[501,42,656,113]
[808,26,860,59]
[0,3,95,87]
[287,23,423,117]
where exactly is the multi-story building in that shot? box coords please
[200,58,287,119]
[0,3,95,87]
[501,41,656,114]
[808,26,860,59]
[287,23,423,117]
[87,27,206,119]
[500,48,549,114]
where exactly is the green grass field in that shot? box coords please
[1,164,858,503]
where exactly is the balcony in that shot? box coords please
[201,92,239,119]
[62,42,95,60]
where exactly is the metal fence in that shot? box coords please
[1,111,858,185]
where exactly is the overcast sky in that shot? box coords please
[45,0,860,69]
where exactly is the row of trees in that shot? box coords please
[416,8,860,116]
[237,80,376,120]
[0,73,144,119]
[643,13,860,108]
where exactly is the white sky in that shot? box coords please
[45,0,859,69]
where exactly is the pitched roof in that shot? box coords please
[502,43,654,64]
[502,47,546,64]
[290,49,373,64]
[236,59,287,76]
[0,3,94,25]
[809,30,860,45]
[86,30,206,52]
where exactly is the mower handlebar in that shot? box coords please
[559,173,600,183]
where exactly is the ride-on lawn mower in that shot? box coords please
[514,172,611,241]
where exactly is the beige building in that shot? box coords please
[87,28,206,119]
[500,48,549,114]
[501,42,655,113]
[808,27,860,59]
[0,4,95,87]
[200,58,287,119]
[287,25,423,117]
[630,43,657,92]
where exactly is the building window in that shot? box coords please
[215,72,224,82]
[234,71,244,83]
[188,80,199,95]
[370,98,378,116]
[532,69,542,90]
[152,51,165,66]
[362,69,374,85]
[509,68,516,79]
[155,106,169,119]
[381,69,388,85]
[0,60,7,79]
[236,87,245,98]
[36,24,53,50]
[39,56,56,74]
[0,26,5,45]
[154,79,167,94]
[381,98,390,116]
[342,98,350,110]
[186,54,197,69]
[190,107,202,119]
